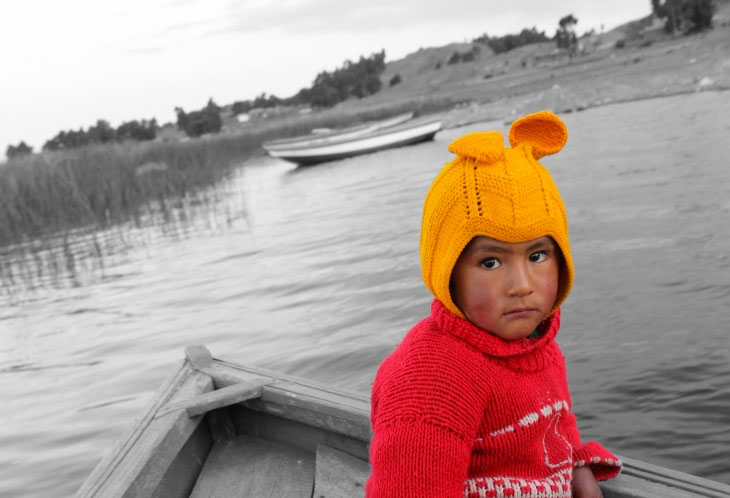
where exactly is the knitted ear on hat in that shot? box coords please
[448,131,504,164]
[508,111,567,160]
[421,111,574,321]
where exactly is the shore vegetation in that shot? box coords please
[3,1,729,248]
[0,96,460,248]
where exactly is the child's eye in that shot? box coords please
[481,258,501,269]
[529,251,548,263]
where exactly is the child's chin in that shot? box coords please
[491,323,539,341]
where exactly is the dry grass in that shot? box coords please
[0,99,462,247]
[0,138,249,246]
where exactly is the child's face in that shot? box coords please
[450,235,560,340]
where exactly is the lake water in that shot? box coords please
[1,91,729,498]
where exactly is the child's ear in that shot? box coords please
[508,111,567,160]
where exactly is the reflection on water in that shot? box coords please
[0,182,248,299]
[1,92,730,498]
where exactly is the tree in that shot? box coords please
[87,119,116,144]
[175,101,222,137]
[205,97,221,114]
[652,0,716,34]
[117,119,157,141]
[252,93,281,109]
[306,51,386,108]
[43,128,90,151]
[175,107,189,132]
[308,75,341,108]
[6,141,33,159]
[555,14,579,54]
[473,28,550,54]
[231,100,253,115]
[559,14,579,28]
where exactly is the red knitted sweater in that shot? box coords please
[366,300,621,498]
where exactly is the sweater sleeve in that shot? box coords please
[573,441,622,481]
[562,410,622,481]
[366,418,473,498]
[366,329,486,498]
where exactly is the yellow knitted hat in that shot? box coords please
[420,110,573,318]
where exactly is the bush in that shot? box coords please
[474,27,550,54]
[6,141,33,159]
[41,119,156,152]
[652,0,717,34]
[175,99,222,138]
[446,46,481,65]
[306,51,386,108]
[447,52,462,65]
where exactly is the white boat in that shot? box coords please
[262,112,415,152]
[263,118,442,166]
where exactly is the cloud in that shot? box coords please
[215,0,488,36]
[210,0,648,40]
[125,46,166,55]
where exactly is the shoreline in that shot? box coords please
[2,21,729,247]
[435,86,730,131]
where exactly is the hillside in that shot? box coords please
[335,2,730,128]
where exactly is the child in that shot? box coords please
[366,111,621,498]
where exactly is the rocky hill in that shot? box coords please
[335,2,730,128]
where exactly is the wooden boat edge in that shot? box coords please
[75,346,730,498]
[75,346,371,498]
[75,360,214,498]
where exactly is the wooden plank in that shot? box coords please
[186,345,264,388]
[185,345,214,369]
[76,367,214,498]
[118,371,213,498]
[232,406,370,462]
[213,358,371,405]
[189,434,315,498]
[206,407,238,443]
[601,472,706,498]
[194,359,268,388]
[313,445,370,498]
[196,356,371,441]
[150,422,212,498]
[157,378,270,418]
[600,456,730,498]
[242,382,371,442]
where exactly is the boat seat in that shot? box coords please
[189,434,315,498]
[313,444,371,498]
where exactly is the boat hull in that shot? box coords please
[76,346,730,498]
[262,112,414,151]
[264,120,442,166]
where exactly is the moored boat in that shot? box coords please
[262,112,415,152]
[263,118,442,166]
[76,346,730,498]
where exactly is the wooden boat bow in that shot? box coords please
[75,345,730,498]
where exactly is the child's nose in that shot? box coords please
[507,262,533,297]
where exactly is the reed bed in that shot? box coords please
[0,138,248,247]
[0,96,459,248]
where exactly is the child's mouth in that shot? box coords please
[503,307,536,318]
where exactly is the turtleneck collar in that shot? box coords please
[431,299,561,359]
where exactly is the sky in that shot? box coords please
[0,0,651,154]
